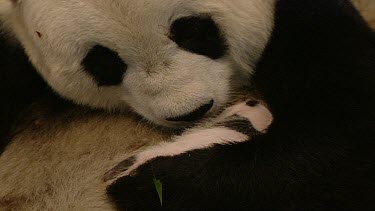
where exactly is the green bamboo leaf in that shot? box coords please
[153,178,163,206]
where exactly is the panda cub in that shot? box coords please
[1,0,273,210]
[1,0,375,210]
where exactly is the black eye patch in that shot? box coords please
[170,16,227,59]
[82,45,127,86]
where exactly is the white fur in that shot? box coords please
[0,0,275,209]
[104,100,273,184]
[217,101,273,133]
[105,128,249,184]
[0,0,275,127]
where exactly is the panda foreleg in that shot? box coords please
[104,100,273,184]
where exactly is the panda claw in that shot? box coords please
[104,156,136,182]
[104,99,273,185]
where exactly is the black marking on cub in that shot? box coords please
[82,45,127,86]
[170,16,227,59]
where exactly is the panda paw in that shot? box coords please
[103,99,273,184]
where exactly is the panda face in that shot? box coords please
[3,0,275,127]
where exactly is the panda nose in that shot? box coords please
[166,100,214,122]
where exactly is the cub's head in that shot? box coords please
[1,0,274,127]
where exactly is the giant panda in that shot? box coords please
[0,0,374,210]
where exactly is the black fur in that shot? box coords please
[108,0,375,209]
[82,45,127,86]
[0,31,50,154]
[222,118,262,137]
[170,16,228,59]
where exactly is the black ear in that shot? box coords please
[0,31,49,154]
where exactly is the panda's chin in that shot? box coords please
[137,101,220,129]
[143,112,211,129]
[140,115,196,129]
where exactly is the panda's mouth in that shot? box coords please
[166,100,214,122]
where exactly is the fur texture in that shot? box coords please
[0,0,275,127]
[0,0,374,210]
[107,0,375,209]
[352,0,375,28]
[0,25,48,154]
[104,101,273,184]
[0,1,272,209]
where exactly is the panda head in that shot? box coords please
[2,0,274,127]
